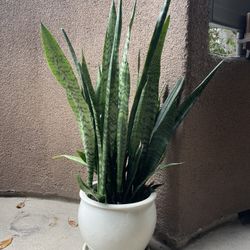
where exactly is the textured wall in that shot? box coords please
[0,0,185,197]
[154,0,250,247]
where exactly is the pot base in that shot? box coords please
[82,243,91,250]
[82,243,150,250]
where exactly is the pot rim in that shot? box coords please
[79,190,156,211]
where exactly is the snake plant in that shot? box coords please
[41,0,223,204]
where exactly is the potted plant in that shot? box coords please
[41,0,222,249]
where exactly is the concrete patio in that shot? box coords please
[1,196,249,250]
[0,197,82,250]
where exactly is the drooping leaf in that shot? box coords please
[158,162,184,170]
[148,182,163,191]
[53,154,88,166]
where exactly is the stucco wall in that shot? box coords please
[0,0,186,198]
[154,0,250,247]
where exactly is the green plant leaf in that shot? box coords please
[95,66,103,118]
[148,182,163,191]
[101,0,122,199]
[174,60,224,129]
[116,60,130,193]
[95,66,102,91]
[128,0,171,144]
[116,0,136,193]
[158,162,184,170]
[78,62,102,186]
[61,28,79,74]
[61,30,101,186]
[61,28,100,186]
[152,78,185,137]
[53,154,88,166]
[129,16,170,158]
[97,0,117,127]
[62,29,96,110]
[123,143,144,202]
[41,23,96,187]
[76,150,86,162]
[137,50,141,86]
[80,51,96,105]
[77,175,104,202]
[140,61,223,186]
[135,78,185,187]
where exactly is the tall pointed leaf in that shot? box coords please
[129,16,170,157]
[81,51,96,105]
[100,0,122,197]
[174,60,224,128]
[98,1,117,125]
[53,27,96,186]
[61,31,101,185]
[139,78,185,184]
[116,0,136,193]
[61,28,96,109]
[123,143,144,202]
[137,50,141,86]
[78,63,102,185]
[41,23,96,187]
[95,66,102,93]
[95,66,102,117]
[152,77,184,137]
[128,0,171,142]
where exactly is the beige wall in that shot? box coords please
[0,0,186,197]
[1,0,250,248]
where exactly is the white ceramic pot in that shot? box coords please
[78,190,157,250]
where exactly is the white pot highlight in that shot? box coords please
[78,190,157,250]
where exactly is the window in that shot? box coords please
[209,0,250,57]
[209,26,237,57]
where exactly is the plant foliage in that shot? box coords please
[41,0,223,204]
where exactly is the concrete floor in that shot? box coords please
[184,220,250,250]
[0,197,250,250]
[0,197,82,250]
